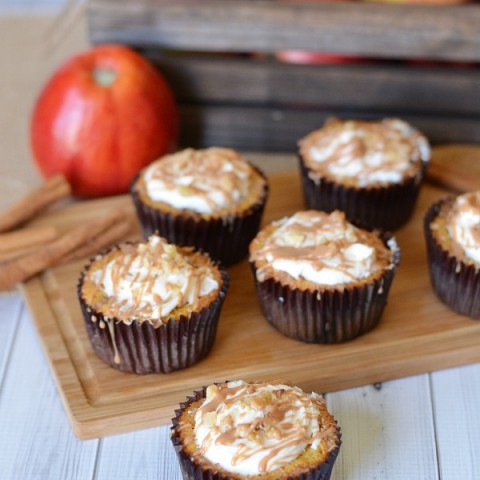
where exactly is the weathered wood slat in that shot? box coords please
[178,104,480,151]
[0,309,99,480]
[327,375,439,480]
[146,52,480,116]
[88,1,480,61]
[431,364,480,480]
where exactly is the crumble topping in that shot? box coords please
[299,118,430,187]
[141,148,261,214]
[250,210,395,287]
[193,380,338,476]
[82,235,219,323]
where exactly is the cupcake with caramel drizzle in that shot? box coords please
[298,118,430,230]
[425,191,480,319]
[249,210,400,343]
[171,380,341,480]
[77,234,229,374]
[131,147,268,266]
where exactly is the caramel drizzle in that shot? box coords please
[105,317,120,365]
[300,119,427,180]
[195,382,332,474]
[84,238,213,322]
[252,211,391,283]
[146,148,253,208]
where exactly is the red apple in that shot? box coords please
[31,44,179,197]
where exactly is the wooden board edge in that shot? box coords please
[69,346,480,440]
[63,326,480,439]
[19,277,93,430]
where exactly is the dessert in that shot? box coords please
[298,118,430,230]
[171,380,341,479]
[131,147,268,266]
[249,210,400,343]
[77,234,229,373]
[424,191,480,318]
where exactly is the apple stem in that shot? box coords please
[93,68,116,87]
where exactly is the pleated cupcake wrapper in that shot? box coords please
[298,155,426,231]
[77,254,229,374]
[251,233,400,344]
[424,197,480,320]
[130,167,269,267]
[170,385,341,480]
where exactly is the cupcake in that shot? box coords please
[249,210,400,343]
[77,234,229,374]
[424,191,480,319]
[131,147,268,267]
[171,380,341,480]
[298,118,430,230]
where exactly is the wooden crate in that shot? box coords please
[88,0,480,150]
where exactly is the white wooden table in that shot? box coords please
[1,5,480,480]
[1,292,479,479]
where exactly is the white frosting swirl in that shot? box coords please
[194,381,323,475]
[142,148,254,214]
[447,192,480,263]
[88,235,218,321]
[301,118,430,187]
[251,211,386,286]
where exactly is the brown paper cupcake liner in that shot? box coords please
[424,197,480,319]
[130,168,269,267]
[250,233,400,344]
[170,385,341,480]
[298,155,426,231]
[77,253,229,374]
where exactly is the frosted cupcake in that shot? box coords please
[77,234,229,374]
[249,210,400,343]
[131,147,268,266]
[298,118,430,230]
[425,191,480,319]
[171,380,341,480]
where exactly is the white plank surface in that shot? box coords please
[0,292,22,384]
[96,427,182,480]
[0,304,98,480]
[431,363,480,480]
[327,376,439,480]
[2,295,480,480]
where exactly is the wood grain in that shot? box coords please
[146,52,480,116]
[88,1,480,61]
[178,105,480,151]
[428,144,480,192]
[19,171,480,439]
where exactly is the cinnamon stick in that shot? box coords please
[0,174,71,233]
[0,244,51,263]
[0,209,125,291]
[0,225,59,254]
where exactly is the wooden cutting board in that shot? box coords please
[20,170,480,440]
